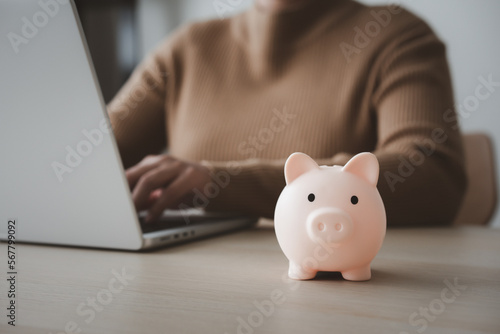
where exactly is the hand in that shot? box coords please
[125,154,211,222]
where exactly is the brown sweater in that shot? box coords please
[107,0,467,226]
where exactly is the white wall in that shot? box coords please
[137,0,500,227]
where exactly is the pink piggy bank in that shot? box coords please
[274,152,386,281]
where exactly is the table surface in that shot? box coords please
[1,220,499,334]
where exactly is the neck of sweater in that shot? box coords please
[232,0,352,78]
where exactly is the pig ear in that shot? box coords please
[284,152,319,185]
[342,152,379,186]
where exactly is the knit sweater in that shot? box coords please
[107,0,467,226]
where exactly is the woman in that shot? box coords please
[107,0,467,226]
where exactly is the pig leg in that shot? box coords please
[288,261,317,280]
[341,265,371,281]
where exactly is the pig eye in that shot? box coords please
[308,193,315,202]
[351,196,359,205]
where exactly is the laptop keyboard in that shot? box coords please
[138,209,247,234]
[139,215,210,233]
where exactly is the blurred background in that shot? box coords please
[75,0,500,227]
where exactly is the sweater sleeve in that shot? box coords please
[201,20,467,227]
[107,43,170,169]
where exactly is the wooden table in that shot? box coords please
[1,221,499,334]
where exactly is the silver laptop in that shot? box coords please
[0,0,257,250]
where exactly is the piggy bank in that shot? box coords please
[274,152,386,281]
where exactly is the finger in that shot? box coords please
[126,155,169,189]
[146,189,163,208]
[138,189,164,215]
[132,161,183,211]
[145,167,200,222]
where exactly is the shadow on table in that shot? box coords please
[312,268,455,291]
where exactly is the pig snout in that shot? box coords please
[306,208,353,244]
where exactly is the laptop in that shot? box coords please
[0,0,258,250]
